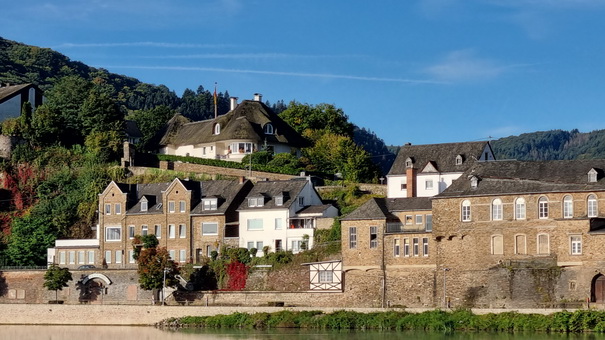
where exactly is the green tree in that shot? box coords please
[43,265,73,303]
[6,213,56,266]
[128,105,175,149]
[279,101,354,138]
[134,234,179,302]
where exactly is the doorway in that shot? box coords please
[592,274,605,303]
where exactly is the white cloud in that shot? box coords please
[55,42,231,49]
[424,49,525,82]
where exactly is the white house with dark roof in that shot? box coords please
[386,141,495,199]
[237,178,338,254]
[157,94,307,162]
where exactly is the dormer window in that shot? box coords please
[248,197,264,207]
[263,123,274,135]
[405,157,414,168]
[588,168,598,183]
[140,199,148,212]
[203,198,218,211]
[455,155,463,165]
[214,123,221,135]
[469,175,479,189]
[275,195,284,206]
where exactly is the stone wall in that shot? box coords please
[157,161,296,181]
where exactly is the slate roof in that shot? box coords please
[296,204,334,216]
[341,197,432,221]
[436,159,605,199]
[388,141,492,175]
[158,100,308,148]
[190,180,252,215]
[0,84,31,103]
[125,120,143,139]
[237,179,308,211]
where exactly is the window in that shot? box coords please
[275,196,284,206]
[275,239,283,252]
[230,142,253,154]
[179,201,186,213]
[415,215,423,225]
[105,250,111,264]
[88,251,94,264]
[179,250,186,263]
[214,123,220,135]
[405,157,413,168]
[401,183,407,190]
[202,222,218,235]
[275,218,283,230]
[589,169,598,182]
[563,195,573,218]
[492,198,503,221]
[369,226,378,249]
[128,225,135,239]
[247,241,254,250]
[202,147,206,155]
[141,200,148,212]
[461,200,471,222]
[515,234,527,255]
[114,203,121,215]
[256,241,263,250]
[59,251,66,265]
[570,235,582,255]
[425,215,433,232]
[168,224,175,238]
[264,123,274,135]
[412,238,419,256]
[319,270,333,283]
[248,197,264,207]
[425,180,433,190]
[349,227,357,249]
[155,225,161,238]
[394,239,400,257]
[115,250,122,264]
[405,215,413,225]
[129,250,135,263]
[539,197,549,219]
[106,227,121,241]
[422,238,429,256]
[491,235,504,255]
[403,238,410,256]
[179,224,186,238]
[537,233,550,255]
[455,155,463,165]
[69,251,75,264]
[247,219,263,231]
[105,204,111,215]
[588,194,598,218]
[515,198,526,220]
[169,250,175,260]
[298,197,305,206]
[203,198,218,210]
[142,225,148,236]
[168,201,175,213]
[291,240,302,253]
[470,176,478,189]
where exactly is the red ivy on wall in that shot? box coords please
[226,261,248,291]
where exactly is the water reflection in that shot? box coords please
[4,325,605,340]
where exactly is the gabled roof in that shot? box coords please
[341,197,432,221]
[125,120,143,138]
[0,84,32,104]
[436,159,605,199]
[191,179,252,215]
[237,179,308,211]
[388,141,492,176]
[157,100,308,148]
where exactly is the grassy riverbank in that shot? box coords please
[158,309,605,333]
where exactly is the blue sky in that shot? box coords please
[2,0,605,146]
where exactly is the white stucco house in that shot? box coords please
[156,93,307,163]
[237,177,338,254]
[386,141,495,198]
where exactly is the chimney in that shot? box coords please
[230,97,238,111]
[239,176,245,184]
[254,93,262,102]
[406,167,417,198]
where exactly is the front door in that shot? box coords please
[593,275,605,303]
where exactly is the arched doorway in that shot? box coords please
[78,273,112,304]
[592,274,605,303]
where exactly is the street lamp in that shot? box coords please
[443,268,450,308]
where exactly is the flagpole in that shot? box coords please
[214,82,218,119]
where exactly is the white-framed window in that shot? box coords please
[461,200,471,222]
[106,227,121,241]
[202,222,218,235]
[59,251,66,264]
[539,196,549,219]
[168,224,176,238]
[570,235,582,255]
[169,250,175,260]
[492,198,503,221]
[425,180,433,190]
[394,239,400,257]
[179,250,186,263]
[491,234,504,255]
[515,234,527,255]
[128,225,135,239]
[275,195,284,206]
[142,225,148,236]
[319,270,333,283]
[203,198,218,210]
[248,197,264,207]
[422,237,429,256]
[78,251,85,264]
[141,200,148,212]
[515,198,526,220]
[179,224,186,238]
[256,241,263,250]
[275,218,283,230]
[115,203,121,215]
[589,169,598,182]
[349,227,357,249]
[412,238,419,256]
[69,251,75,264]
[105,250,112,264]
[369,226,378,249]
[415,215,423,225]
[115,250,122,264]
[168,201,175,213]
[537,233,550,255]
[563,195,573,219]
[425,214,433,232]
[88,251,94,264]
[247,219,263,231]
[230,142,253,154]
[129,250,135,263]
[455,155,463,165]
[247,241,254,250]
[179,200,186,213]
[588,194,598,218]
[291,240,302,253]
[155,225,161,238]
[264,123,274,135]
[105,203,111,215]
[403,238,410,257]
[214,123,220,135]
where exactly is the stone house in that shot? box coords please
[386,141,495,198]
[432,159,605,308]
[156,93,307,162]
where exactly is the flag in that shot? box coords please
[213,83,217,107]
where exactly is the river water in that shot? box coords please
[2,325,605,340]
